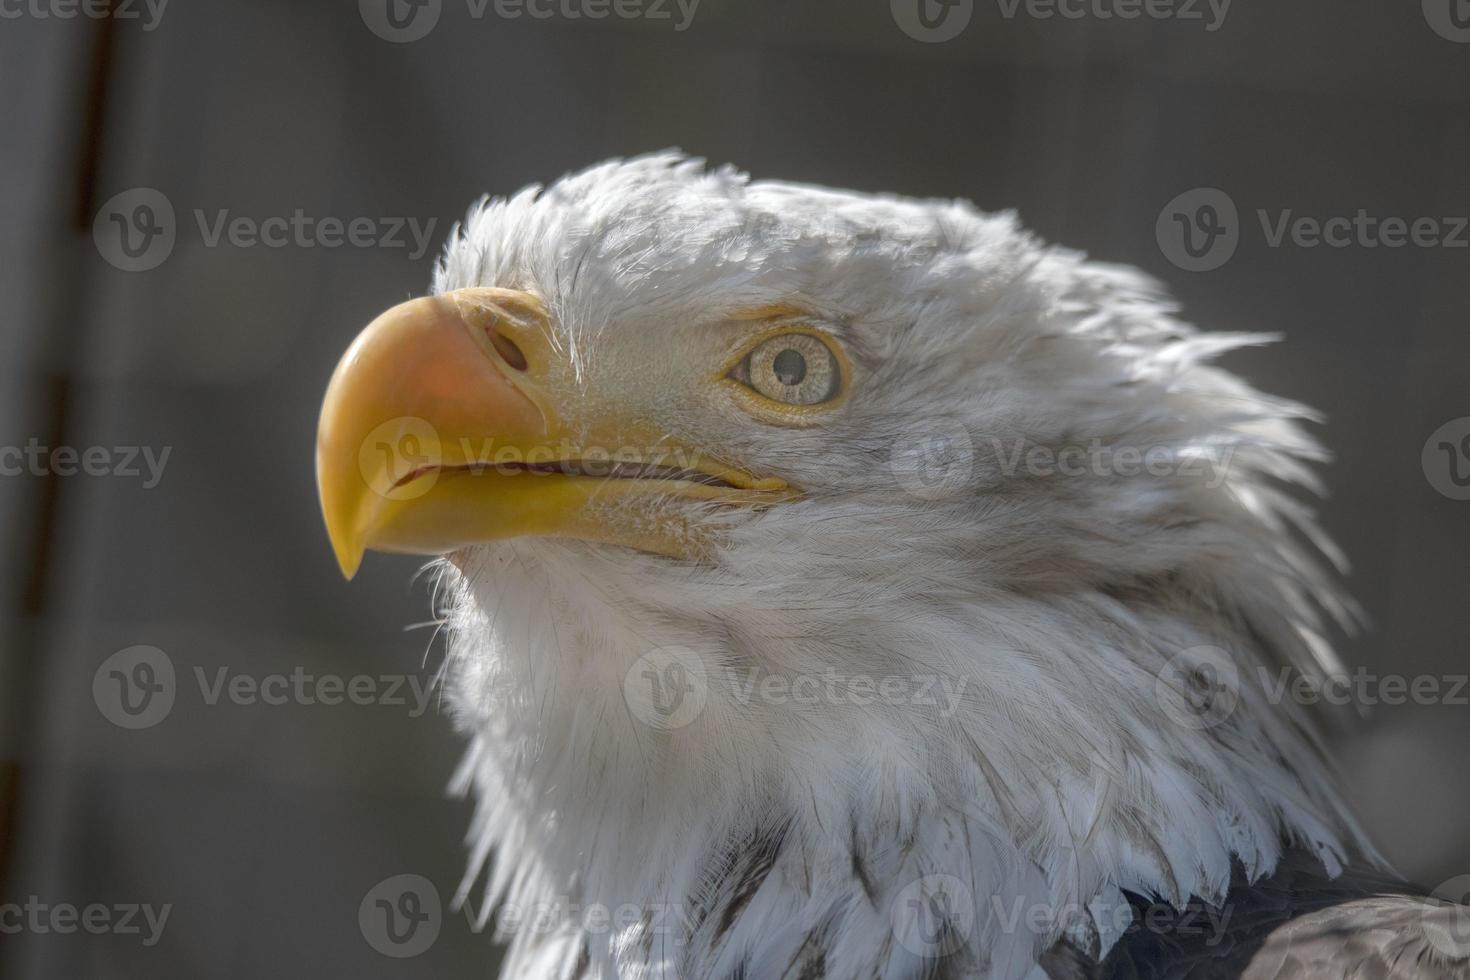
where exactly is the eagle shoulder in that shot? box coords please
[1076,851,1470,980]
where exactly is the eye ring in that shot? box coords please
[719,325,851,423]
[738,333,838,405]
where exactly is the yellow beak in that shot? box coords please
[316,288,790,579]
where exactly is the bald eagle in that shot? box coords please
[316,155,1468,979]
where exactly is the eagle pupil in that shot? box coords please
[773,349,807,386]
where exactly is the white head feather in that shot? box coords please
[427,153,1369,979]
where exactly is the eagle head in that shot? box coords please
[315,154,1370,978]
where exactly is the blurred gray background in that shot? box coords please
[1,0,1467,976]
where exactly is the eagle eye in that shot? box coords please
[729,331,842,407]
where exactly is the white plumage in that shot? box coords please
[396,153,1409,979]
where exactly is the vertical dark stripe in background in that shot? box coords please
[0,0,119,907]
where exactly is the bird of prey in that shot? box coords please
[315,154,1468,979]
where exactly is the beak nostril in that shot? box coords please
[487,326,529,371]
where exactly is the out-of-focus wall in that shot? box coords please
[1,1,1467,976]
